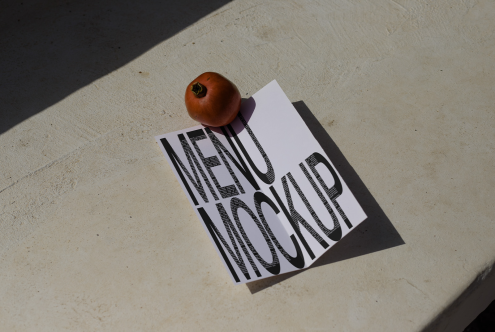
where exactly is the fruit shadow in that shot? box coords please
[245,101,405,294]
[206,97,255,135]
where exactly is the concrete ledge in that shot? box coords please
[1,0,494,331]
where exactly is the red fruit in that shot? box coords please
[185,72,241,127]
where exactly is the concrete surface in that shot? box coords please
[1,0,494,331]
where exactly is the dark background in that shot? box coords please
[464,300,495,332]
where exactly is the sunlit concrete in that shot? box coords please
[1,0,494,331]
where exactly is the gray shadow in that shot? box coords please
[207,97,255,135]
[0,0,231,134]
[246,101,405,294]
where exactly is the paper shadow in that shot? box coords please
[246,101,405,294]
[0,0,231,135]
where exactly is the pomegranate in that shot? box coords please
[185,72,241,127]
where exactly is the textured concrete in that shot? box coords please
[1,0,494,331]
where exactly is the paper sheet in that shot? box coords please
[155,80,367,284]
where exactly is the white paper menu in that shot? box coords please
[155,80,367,284]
